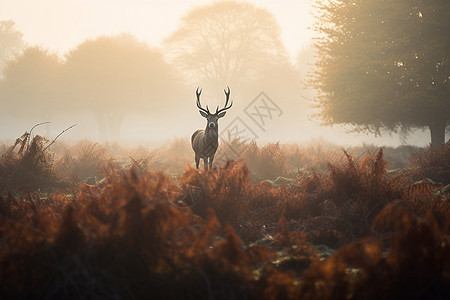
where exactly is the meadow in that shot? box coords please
[0,132,449,299]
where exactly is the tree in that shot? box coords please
[0,20,25,78]
[0,47,62,120]
[64,34,183,140]
[311,0,450,146]
[164,1,295,94]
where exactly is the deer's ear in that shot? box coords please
[217,111,226,118]
[200,111,208,118]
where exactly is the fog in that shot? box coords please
[0,0,434,147]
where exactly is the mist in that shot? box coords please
[0,1,437,147]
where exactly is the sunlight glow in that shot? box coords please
[0,0,314,58]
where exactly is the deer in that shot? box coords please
[191,87,233,170]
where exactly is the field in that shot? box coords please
[1,134,449,299]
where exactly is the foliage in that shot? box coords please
[245,142,288,180]
[0,20,25,77]
[299,201,450,300]
[1,152,449,299]
[311,0,450,146]
[148,138,192,174]
[0,133,67,194]
[304,149,404,245]
[0,167,297,299]
[57,140,111,182]
[410,140,450,185]
[0,46,63,120]
[281,142,341,174]
[64,34,185,139]
[1,136,450,298]
[178,148,447,248]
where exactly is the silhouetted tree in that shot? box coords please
[164,1,297,94]
[0,47,62,120]
[64,34,183,140]
[0,20,25,78]
[312,0,450,146]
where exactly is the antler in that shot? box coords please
[216,86,233,114]
[196,87,210,115]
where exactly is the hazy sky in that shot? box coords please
[0,0,314,59]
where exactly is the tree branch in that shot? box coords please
[44,124,77,151]
[28,121,51,148]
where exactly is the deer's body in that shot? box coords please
[191,128,218,169]
[191,87,232,169]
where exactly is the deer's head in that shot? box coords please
[196,87,232,129]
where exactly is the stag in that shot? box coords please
[191,87,233,169]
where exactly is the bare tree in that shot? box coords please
[164,1,292,93]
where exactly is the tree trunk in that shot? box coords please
[94,112,108,141]
[93,111,125,141]
[429,119,446,147]
[106,112,124,141]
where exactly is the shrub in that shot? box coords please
[299,202,450,300]
[1,149,449,299]
[0,133,66,194]
[410,140,450,185]
[56,140,111,182]
[0,169,256,299]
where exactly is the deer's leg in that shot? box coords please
[195,154,200,169]
[203,157,208,170]
[209,154,214,169]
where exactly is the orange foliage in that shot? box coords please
[0,169,253,299]
[300,202,450,300]
[0,133,68,193]
[1,139,449,299]
[411,140,450,185]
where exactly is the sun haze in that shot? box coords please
[0,0,313,58]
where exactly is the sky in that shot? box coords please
[0,0,315,60]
